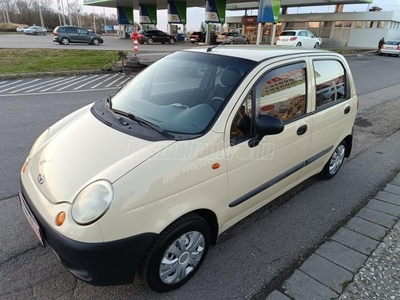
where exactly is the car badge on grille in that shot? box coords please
[38,174,45,185]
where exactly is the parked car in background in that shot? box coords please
[19,46,357,293]
[24,26,47,35]
[379,40,400,57]
[277,30,322,48]
[16,26,29,32]
[53,26,103,45]
[190,31,205,43]
[137,30,176,45]
[216,32,250,44]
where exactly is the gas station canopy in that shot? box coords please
[83,0,373,10]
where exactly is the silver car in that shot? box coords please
[25,26,47,36]
[379,40,400,57]
[216,32,250,44]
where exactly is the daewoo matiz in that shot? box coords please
[19,46,358,293]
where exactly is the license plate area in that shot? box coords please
[19,192,45,246]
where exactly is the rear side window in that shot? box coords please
[280,31,296,36]
[314,60,348,108]
[66,27,78,34]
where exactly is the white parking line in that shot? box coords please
[0,87,119,97]
[56,76,97,91]
[105,75,128,87]
[0,80,23,90]
[91,73,119,89]
[118,77,133,86]
[25,76,78,93]
[0,79,41,93]
[73,74,108,90]
[10,78,60,93]
[40,76,88,92]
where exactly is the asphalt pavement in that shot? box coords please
[1,43,399,299]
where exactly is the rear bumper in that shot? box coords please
[20,182,157,286]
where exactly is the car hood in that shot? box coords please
[29,109,174,204]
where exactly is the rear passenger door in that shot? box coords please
[300,58,356,178]
[66,27,79,43]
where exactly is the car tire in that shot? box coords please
[139,41,144,45]
[191,41,195,44]
[245,40,250,44]
[92,38,100,46]
[229,40,234,44]
[296,42,302,47]
[139,213,210,293]
[60,37,70,45]
[320,140,347,180]
[169,38,175,45]
[147,38,153,45]
[34,31,38,35]
[314,42,320,48]
[43,32,46,35]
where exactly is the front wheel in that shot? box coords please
[147,38,153,45]
[245,40,250,44]
[92,38,100,46]
[314,42,320,48]
[140,213,210,293]
[169,38,175,45]
[321,140,347,179]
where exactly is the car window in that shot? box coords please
[138,30,145,34]
[307,31,314,37]
[280,31,296,36]
[230,92,253,144]
[299,31,307,37]
[77,28,88,34]
[66,27,78,34]
[111,51,257,135]
[314,60,348,108]
[256,62,307,123]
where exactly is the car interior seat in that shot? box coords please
[208,68,242,111]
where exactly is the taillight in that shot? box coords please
[289,37,297,41]
[397,45,400,50]
[224,36,229,39]
[53,31,59,36]
[138,34,144,38]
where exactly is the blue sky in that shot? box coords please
[84,0,400,32]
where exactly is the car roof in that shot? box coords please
[183,45,335,62]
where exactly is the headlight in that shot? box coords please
[72,180,114,225]
[28,129,49,158]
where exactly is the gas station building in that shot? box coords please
[83,0,400,48]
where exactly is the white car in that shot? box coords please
[19,46,357,293]
[379,40,400,57]
[24,26,47,35]
[277,30,322,48]
[16,26,29,32]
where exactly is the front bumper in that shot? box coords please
[20,182,157,286]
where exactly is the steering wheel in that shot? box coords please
[210,97,224,111]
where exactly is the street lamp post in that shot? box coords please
[39,4,44,28]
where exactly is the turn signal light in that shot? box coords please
[56,212,66,226]
[212,163,220,170]
[22,161,29,173]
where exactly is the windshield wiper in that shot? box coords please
[110,107,174,139]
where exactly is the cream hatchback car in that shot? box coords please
[19,46,357,293]
[277,30,322,48]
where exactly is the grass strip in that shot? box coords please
[0,49,121,74]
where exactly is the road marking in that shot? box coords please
[73,74,108,90]
[91,73,119,89]
[56,76,97,91]
[106,75,128,87]
[0,79,40,93]
[0,80,23,90]
[118,77,133,86]
[25,76,77,93]
[0,87,119,97]
[40,76,87,92]
[10,77,60,93]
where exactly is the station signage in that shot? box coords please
[205,0,226,24]
[117,7,133,25]
[168,1,187,24]
[139,4,157,25]
[257,0,281,23]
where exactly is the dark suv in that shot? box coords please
[53,26,103,46]
[189,31,205,43]
[137,30,176,45]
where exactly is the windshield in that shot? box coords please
[111,51,256,135]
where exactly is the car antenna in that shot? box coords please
[207,40,230,52]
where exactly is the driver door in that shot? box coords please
[224,60,312,227]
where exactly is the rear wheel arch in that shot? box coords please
[344,134,353,157]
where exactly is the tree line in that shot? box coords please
[0,0,127,31]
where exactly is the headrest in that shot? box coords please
[220,68,241,87]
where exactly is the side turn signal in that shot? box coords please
[56,212,66,226]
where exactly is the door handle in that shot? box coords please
[297,124,308,136]
[344,106,351,114]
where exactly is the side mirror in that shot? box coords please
[248,115,284,148]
